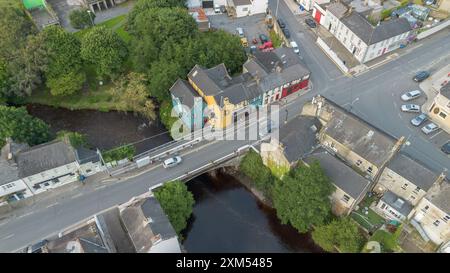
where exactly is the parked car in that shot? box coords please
[401,104,420,113]
[305,18,317,28]
[163,156,182,168]
[241,37,248,47]
[214,4,221,13]
[421,123,439,134]
[259,33,269,43]
[401,90,422,101]
[250,45,257,54]
[411,113,427,126]
[441,141,450,154]
[413,71,430,82]
[220,5,227,13]
[277,18,286,29]
[290,41,299,54]
[282,28,291,39]
[425,0,436,5]
[236,27,244,38]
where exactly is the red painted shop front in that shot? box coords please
[281,79,309,98]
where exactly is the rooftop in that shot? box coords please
[440,81,450,100]
[16,140,77,178]
[232,0,252,6]
[170,79,202,109]
[386,153,440,191]
[381,190,413,217]
[426,181,450,214]
[304,149,371,199]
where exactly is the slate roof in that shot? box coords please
[321,100,397,167]
[327,2,348,19]
[141,197,178,240]
[75,146,100,165]
[16,141,76,178]
[387,153,439,191]
[233,0,252,6]
[427,181,450,214]
[304,149,371,199]
[96,207,135,253]
[170,79,202,109]
[121,205,155,253]
[188,64,224,96]
[0,140,29,185]
[381,190,413,217]
[341,12,411,45]
[440,81,450,100]
[278,116,322,163]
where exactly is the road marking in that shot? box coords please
[0,234,14,241]
[46,203,57,209]
[430,130,443,140]
[70,193,83,199]
[16,212,33,219]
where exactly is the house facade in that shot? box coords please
[298,0,329,12]
[313,2,412,63]
[227,0,268,18]
[374,190,413,222]
[427,81,450,134]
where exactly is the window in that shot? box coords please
[52,178,60,183]
[342,195,350,203]
[2,183,15,190]
[443,216,450,223]
[356,160,362,166]
[380,203,386,210]
[33,184,41,190]
[414,186,421,193]
[433,220,440,227]
[410,195,416,200]
[242,7,248,11]
[367,166,373,174]
[439,111,447,119]
[401,183,408,190]
[86,169,92,173]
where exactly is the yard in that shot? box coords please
[365,228,403,253]
[74,14,130,42]
[350,194,385,232]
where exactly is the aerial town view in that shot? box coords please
[0,0,449,260]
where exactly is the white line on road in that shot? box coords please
[46,203,58,209]
[16,212,33,219]
[0,234,14,241]
[430,130,443,140]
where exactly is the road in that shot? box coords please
[1,0,450,252]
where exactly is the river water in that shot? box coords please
[183,171,324,253]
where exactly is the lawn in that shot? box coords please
[368,229,403,252]
[351,194,385,231]
[74,14,129,42]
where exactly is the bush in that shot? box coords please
[57,130,87,148]
[102,145,135,163]
[239,150,274,197]
[69,9,95,30]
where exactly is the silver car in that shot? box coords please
[401,104,420,113]
[411,113,427,126]
[421,123,439,134]
[162,156,182,168]
[401,90,421,101]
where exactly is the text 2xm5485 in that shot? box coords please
[220,258,272,268]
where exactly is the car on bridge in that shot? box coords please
[401,90,422,101]
[421,123,439,135]
[163,156,182,168]
[413,71,430,82]
[411,113,428,126]
[401,104,420,113]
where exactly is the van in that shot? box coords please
[214,4,221,13]
[290,41,299,54]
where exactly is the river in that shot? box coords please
[183,171,324,253]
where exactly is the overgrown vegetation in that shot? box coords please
[239,150,275,197]
[102,145,136,163]
[154,180,195,237]
[269,30,282,48]
[56,130,88,148]
[69,8,95,30]
[369,227,403,252]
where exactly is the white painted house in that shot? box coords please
[313,2,412,63]
[227,0,267,17]
[297,0,329,12]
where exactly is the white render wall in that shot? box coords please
[362,31,410,63]
[250,0,268,15]
[0,179,33,200]
[23,162,80,194]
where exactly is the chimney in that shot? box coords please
[275,65,282,73]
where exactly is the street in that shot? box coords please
[0,0,449,252]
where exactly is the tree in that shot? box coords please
[128,7,198,71]
[159,100,179,134]
[81,26,128,80]
[148,60,185,102]
[154,180,195,236]
[312,217,365,253]
[0,105,51,146]
[239,150,274,196]
[57,130,87,148]
[109,72,156,120]
[69,8,95,30]
[273,161,335,233]
[41,26,85,96]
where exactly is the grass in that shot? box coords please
[0,0,21,8]
[369,228,403,252]
[269,30,283,48]
[351,194,385,231]
[74,14,129,42]
[266,158,290,180]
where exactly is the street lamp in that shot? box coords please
[87,10,95,26]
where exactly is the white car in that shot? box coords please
[421,123,439,134]
[401,90,421,101]
[162,156,182,168]
[236,27,244,38]
[290,41,299,54]
[214,4,221,13]
[401,104,420,113]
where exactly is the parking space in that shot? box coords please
[208,14,270,46]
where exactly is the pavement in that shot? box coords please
[208,13,269,43]
[1,0,450,252]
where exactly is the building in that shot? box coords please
[374,190,414,222]
[298,0,330,12]
[313,1,412,63]
[427,81,450,134]
[0,139,103,203]
[301,95,403,180]
[85,0,119,13]
[190,8,211,32]
[23,0,59,30]
[170,79,205,131]
[409,181,450,245]
[226,0,268,18]
[170,48,310,129]
[304,149,371,216]
[28,192,182,253]
[374,152,445,206]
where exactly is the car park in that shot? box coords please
[413,71,430,82]
[411,113,427,126]
[401,104,420,113]
[421,123,439,134]
[290,41,299,54]
[277,18,286,29]
[163,156,182,168]
[305,18,317,28]
[401,90,421,101]
[236,27,244,37]
[259,33,269,43]
[282,28,291,39]
[442,141,450,154]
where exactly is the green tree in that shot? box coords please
[312,217,365,253]
[57,130,87,148]
[127,0,187,28]
[239,150,274,196]
[46,71,86,96]
[154,180,195,236]
[148,60,184,102]
[273,161,335,233]
[128,7,198,71]
[69,8,95,29]
[81,26,128,80]
[159,100,179,134]
[0,105,51,146]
